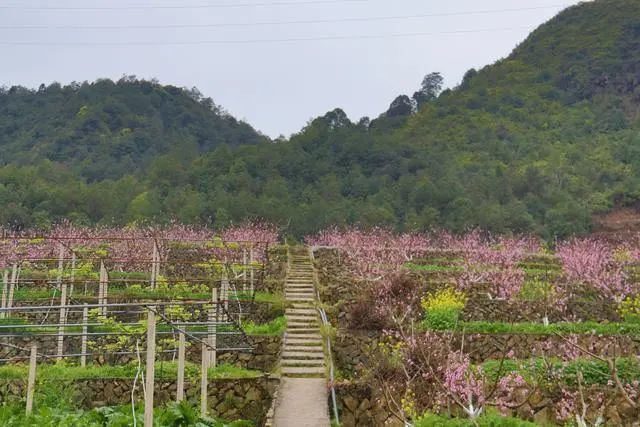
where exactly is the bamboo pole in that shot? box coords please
[81,304,88,367]
[200,341,208,417]
[26,344,37,415]
[144,307,156,427]
[176,332,185,402]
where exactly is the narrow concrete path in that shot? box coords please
[271,247,330,427]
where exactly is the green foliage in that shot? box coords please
[1,1,640,236]
[0,361,262,381]
[482,357,640,387]
[427,320,640,335]
[414,411,538,426]
[421,288,467,330]
[0,400,254,426]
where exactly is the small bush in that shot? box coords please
[421,288,467,330]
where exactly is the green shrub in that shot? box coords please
[414,411,537,426]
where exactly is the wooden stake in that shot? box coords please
[200,341,208,417]
[26,344,37,415]
[81,304,88,367]
[176,332,185,402]
[144,307,156,427]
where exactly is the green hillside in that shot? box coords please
[1,0,639,237]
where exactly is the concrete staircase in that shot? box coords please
[269,247,330,427]
[281,249,325,378]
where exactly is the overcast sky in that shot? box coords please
[0,0,583,138]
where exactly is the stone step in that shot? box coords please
[287,320,318,327]
[286,301,315,306]
[291,303,314,309]
[282,351,324,359]
[286,334,322,341]
[287,319,318,326]
[284,346,323,354]
[282,366,325,377]
[285,338,323,346]
[286,293,314,298]
[287,332,322,339]
[282,359,324,367]
[285,309,317,316]
[287,328,320,334]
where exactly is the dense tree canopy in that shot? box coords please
[0,0,639,239]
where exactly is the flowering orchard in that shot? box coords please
[310,227,640,425]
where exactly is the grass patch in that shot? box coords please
[415,411,537,426]
[0,361,262,381]
[242,316,286,336]
[405,263,462,273]
[422,320,640,336]
[482,357,640,386]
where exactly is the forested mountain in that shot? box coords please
[1,0,639,238]
[0,77,266,180]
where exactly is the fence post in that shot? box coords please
[69,252,77,298]
[221,275,229,322]
[144,307,156,427]
[1,270,8,319]
[8,263,17,310]
[208,289,217,368]
[176,331,185,402]
[57,244,66,360]
[200,341,208,417]
[151,240,160,290]
[249,246,254,295]
[242,247,247,293]
[26,344,37,415]
[81,304,88,367]
[99,262,108,316]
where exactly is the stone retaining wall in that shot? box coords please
[0,376,279,425]
[334,381,640,427]
[333,330,640,372]
[1,335,282,371]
